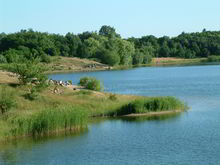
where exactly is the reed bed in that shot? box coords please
[7,107,88,137]
[107,96,187,116]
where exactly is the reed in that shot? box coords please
[108,96,187,116]
[0,84,187,140]
[8,106,88,137]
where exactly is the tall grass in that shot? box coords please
[108,96,187,116]
[8,106,88,137]
[0,86,16,114]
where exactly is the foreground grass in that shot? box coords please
[0,83,187,141]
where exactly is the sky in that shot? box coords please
[1,0,220,38]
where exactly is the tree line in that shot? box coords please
[0,26,220,66]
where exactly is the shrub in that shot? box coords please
[0,55,7,63]
[0,86,16,114]
[79,77,103,91]
[24,88,39,101]
[68,80,72,85]
[7,61,47,85]
[109,93,117,101]
[79,77,89,87]
[41,53,51,63]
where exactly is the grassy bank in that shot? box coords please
[113,57,207,71]
[0,64,188,140]
[150,57,206,65]
[0,57,209,74]
[0,82,187,141]
[107,96,186,116]
[45,56,109,73]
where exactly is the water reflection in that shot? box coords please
[88,112,184,125]
[120,112,183,122]
[0,129,88,164]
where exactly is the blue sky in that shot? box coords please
[1,0,220,38]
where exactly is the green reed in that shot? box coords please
[8,106,88,137]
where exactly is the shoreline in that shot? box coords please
[0,109,185,143]
[122,110,183,117]
[46,57,208,74]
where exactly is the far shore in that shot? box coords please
[45,57,207,74]
[0,57,209,75]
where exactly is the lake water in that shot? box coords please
[1,65,220,165]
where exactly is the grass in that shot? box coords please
[8,106,88,137]
[113,57,207,71]
[107,96,187,116]
[0,84,136,140]
[0,83,187,141]
[0,59,191,140]
[150,57,206,65]
[45,56,108,73]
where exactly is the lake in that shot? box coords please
[1,65,220,165]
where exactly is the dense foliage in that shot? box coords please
[0,27,220,66]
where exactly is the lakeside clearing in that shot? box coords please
[0,57,210,75]
[46,57,206,73]
[0,70,187,141]
[0,56,205,74]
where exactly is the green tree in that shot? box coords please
[132,51,144,65]
[99,25,120,38]
[82,38,100,58]
[116,39,135,65]
[7,60,47,86]
[99,49,120,66]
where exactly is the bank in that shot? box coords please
[0,71,188,141]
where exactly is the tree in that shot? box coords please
[66,33,81,57]
[115,39,135,65]
[99,25,120,38]
[99,49,120,66]
[7,60,47,85]
[132,51,144,65]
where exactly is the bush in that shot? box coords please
[7,60,48,85]
[24,88,39,101]
[41,53,51,63]
[68,80,72,85]
[109,93,117,101]
[0,55,7,63]
[0,86,16,114]
[79,77,103,91]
